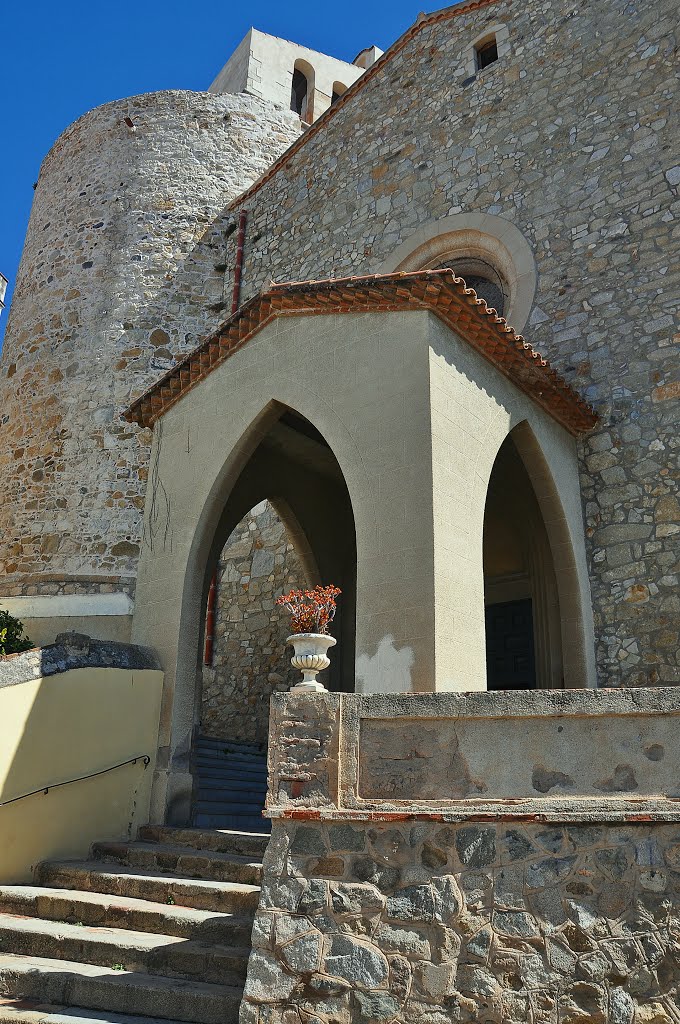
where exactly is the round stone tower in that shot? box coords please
[0,90,302,642]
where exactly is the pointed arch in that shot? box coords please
[483,419,595,691]
[135,398,357,824]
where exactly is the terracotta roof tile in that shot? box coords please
[124,270,597,436]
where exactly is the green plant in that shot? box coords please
[0,610,33,657]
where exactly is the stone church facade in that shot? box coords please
[0,0,679,1019]
[0,0,677,695]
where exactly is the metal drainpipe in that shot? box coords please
[204,209,248,667]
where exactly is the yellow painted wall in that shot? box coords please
[0,666,163,882]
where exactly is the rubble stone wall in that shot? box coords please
[0,91,302,596]
[228,0,679,687]
[242,818,680,1024]
[201,501,307,745]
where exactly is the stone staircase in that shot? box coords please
[0,825,269,1024]
[192,736,269,834]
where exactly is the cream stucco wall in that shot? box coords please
[132,310,436,822]
[131,308,594,823]
[428,318,596,692]
[209,28,365,121]
[0,666,163,882]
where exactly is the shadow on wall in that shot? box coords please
[0,637,163,882]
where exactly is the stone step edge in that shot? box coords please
[0,956,244,1022]
[0,887,254,940]
[37,862,261,898]
[0,996,207,1024]
[137,827,269,848]
[0,913,252,961]
[90,843,263,868]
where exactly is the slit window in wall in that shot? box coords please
[476,36,499,70]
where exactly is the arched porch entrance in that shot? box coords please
[190,409,356,827]
[127,274,598,825]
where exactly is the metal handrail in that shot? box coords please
[0,755,151,807]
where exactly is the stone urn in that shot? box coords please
[287,632,337,692]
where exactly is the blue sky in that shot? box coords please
[0,0,421,348]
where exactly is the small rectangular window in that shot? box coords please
[476,38,499,70]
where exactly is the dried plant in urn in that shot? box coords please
[276,585,341,692]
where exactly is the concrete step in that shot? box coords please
[0,888,253,946]
[191,770,266,782]
[0,917,249,987]
[0,956,242,1024]
[194,800,265,817]
[195,791,265,808]
[0,997,200,1024]
[193,764,267,782]
[35,863,260,916]
[137,828,268,860]
[197,776,267,794]
[195,772,266,784]
[192,814,269,833]
[90,844,262,887]
[194,754,266,771]
[195,740,265,756]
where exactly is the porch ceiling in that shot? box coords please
[123,270,598,436]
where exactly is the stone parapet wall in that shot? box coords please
[266,689,680,818]
[240,689,680,1021]
[225,0,679,686]
[201,501,306,744]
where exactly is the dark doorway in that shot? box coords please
[485,598,536,690]
[483,432,563,690]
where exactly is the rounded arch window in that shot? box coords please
[331,82,348,105]
[430,256,508,316]
[380,214,538,331]
[291,60,315,121]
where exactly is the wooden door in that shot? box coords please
[485,598,536,690]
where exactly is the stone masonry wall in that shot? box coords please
[241,689,680,1022]
[222,0,679,687]
[242,818,680,1024]
[0,91,302,595]
[2,0,677,687]
[201,501,307,745]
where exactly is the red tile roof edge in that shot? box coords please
[227,0,506,212]
[123,269,598,437]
